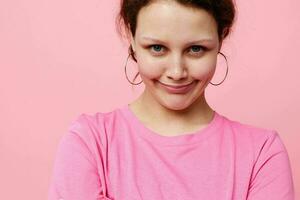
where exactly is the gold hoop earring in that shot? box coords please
[209,52,229,86]
[124,52,143,85]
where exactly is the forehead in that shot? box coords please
[136,1,218,41]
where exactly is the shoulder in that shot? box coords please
[67,111,110,141]
[219,113,279,140]
[65,108,123,148]
[219,113,288,161]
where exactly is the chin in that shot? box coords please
[161,91,205,110]
[159,96,194,111]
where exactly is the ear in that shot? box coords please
[218,28,229,51]
[218,40,223,52]
[129,31,136,52]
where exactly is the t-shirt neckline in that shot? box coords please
[119,103,223,147]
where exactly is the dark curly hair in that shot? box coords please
[115,0,236,83]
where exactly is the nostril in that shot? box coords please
[99,194,114,200]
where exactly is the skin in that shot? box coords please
[128,0,224,136]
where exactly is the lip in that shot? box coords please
[159,81,195,88]
[158,80,197,94]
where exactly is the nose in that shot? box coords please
[166,53,188,81]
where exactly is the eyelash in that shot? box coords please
[147,44,207,55]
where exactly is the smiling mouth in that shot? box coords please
[157,80,197,94]
[158,81,195,88]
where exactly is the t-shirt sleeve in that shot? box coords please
[247,130,295,200]
[48,114,108,200]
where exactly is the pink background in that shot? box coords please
[0,0,299,199]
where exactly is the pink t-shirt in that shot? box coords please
[48,104,295,200]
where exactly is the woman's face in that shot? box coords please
[130,1,221,111]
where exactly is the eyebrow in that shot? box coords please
[141,36,214,45]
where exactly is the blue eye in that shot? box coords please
[150,45,163,52]
[190,45,205,53]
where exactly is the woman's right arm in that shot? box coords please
[48,123,103,200]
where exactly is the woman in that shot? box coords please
[48,0,295,199]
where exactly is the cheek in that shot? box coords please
[137,58,164,79]
[188,58,217,79]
